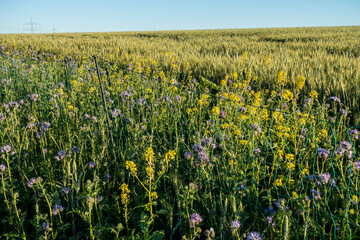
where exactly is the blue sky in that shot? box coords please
[0,0,359,33]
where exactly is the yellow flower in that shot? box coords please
[212,106,220,115]
[220,80,227,87]
[296,76,306,90]
[125,161,137,175]
[292,192,299,198]
[302,168,309,176]
[282,90,293,102]
[186,108,192,115]
[350,209,355,215]
[164,150,176,163]
[150,192,158,200]
[318,129,328,138]
[232,72,238,80]
[275,178,283,187]
[277,71,287,86]
[309,90,318,100]
[119,183,130,204]
[287,162,295,171]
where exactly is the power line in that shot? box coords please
[51,27,57,33]
[22,17,42,34]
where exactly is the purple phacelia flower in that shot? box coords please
[27,93,39,102]
[220,111,226,119]
[340,109,348,116]
[246,232,262,240]
[111,108,121,118]
[355,162,360,171]
[52,204,64,215]
[41,222,50,231]
[311,189,321,200]
[71,147,80,154]
[184,152,192,160]
[0,145,11,153]
[328,96,341,103]
[317,148,331,159]
[189,213,203,225]
[349,129,359,139]
[61,187,70,195]
[318,173,331,184]
[89,162,96,168]
[231,220,241,229]
[0,164,6,172]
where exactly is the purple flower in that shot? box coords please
[266,216,273,224]
[71,147,80,154]
[274,198,288,211]
[0,164,6,172]
[317,148,331,159]
[184,152,192,160]
[303,98,313,108]
[9,101,19,108]
[192,144,204,153]
[328,96,341,103]
[86,196,95,204]
[250,123,262,135]
[247,232,262,240]
[340,109,348,116]
[111,108,121,118]
[56,150,68,160]
[253,148,261,156]
[240,107,247,112]
[26,177,42,188]
[27,93,39,102]
[104,174,112,181]
[318,172,331,184]
[0,115,5,121]
[355,162,360,171]
[0,145,11,153]
[176,96,182,102]
[220,111,226,119]
[349,129,359,140]
[231,220,241,229]
[52,204,64,215]
[96,196,104,203]
[311,189,321,200]
[61,187,70,195]
[91,116,97,122]
[42,222,50,231]
[190,213,203,225]
[89,161,96,168]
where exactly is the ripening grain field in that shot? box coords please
[0,27,360,240]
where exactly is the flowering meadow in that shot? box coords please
[1,27,360,239]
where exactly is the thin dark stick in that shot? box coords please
[93,55,115,149]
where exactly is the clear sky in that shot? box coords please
[0,0,359,33]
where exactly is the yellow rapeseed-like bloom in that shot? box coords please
[292,192,299,198]
[318,129,328,138]
[282,90,293,102]
[309,90,318,100]
[220,80,227,87]
[277,71,287,86]
[186,108,192,115]
[212,106,220,115]
[119,183,130,204]
[350,209,355,215]
[275,178,283,187]
[125,161,137,175]
[302,168,309,176]
[164,150,176,163]
[296,76,306,90]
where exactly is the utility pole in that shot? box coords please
[22,17,42,33]
[51,27,57,33]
